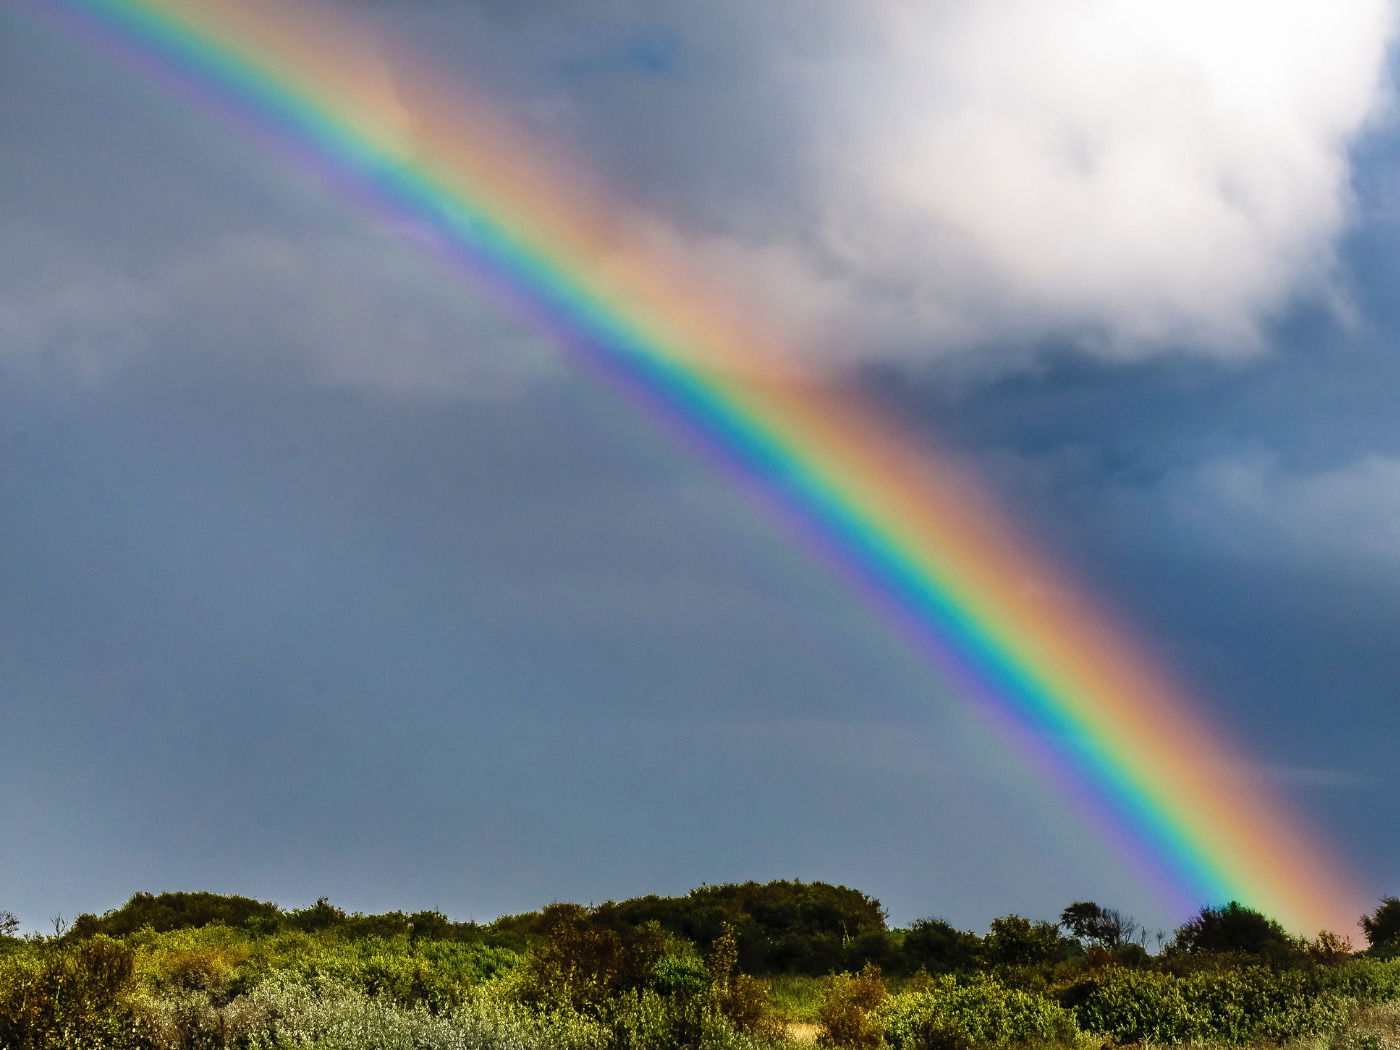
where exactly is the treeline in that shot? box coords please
[48,882,1400,974]
[2,882,1399,1050]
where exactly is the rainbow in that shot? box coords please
[28,0,1368,933]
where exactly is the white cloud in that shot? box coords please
[651,0,1397,363]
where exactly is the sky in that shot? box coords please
[2,0,1399,938]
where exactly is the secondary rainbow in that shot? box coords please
[30,0,1369,932]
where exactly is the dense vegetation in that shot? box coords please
[2,884,1399,1050]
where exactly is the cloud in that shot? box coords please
[470,0,1396,365]
[8,0,1397,393]
[1107,452,1400,570]
[0,226,563,397]
[1197,452,1400,564]
[0,226,166,387]
[760,0,1399,360]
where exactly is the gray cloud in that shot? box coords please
[0,225,564,397]
[1103,452,1400,571]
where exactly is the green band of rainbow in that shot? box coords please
[29,0,1369,932]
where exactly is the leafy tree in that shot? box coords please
[1060,902,1138,949]
[589,879,889,975]
[901,918,979,973]
[70,891,282,938]
[0,912,18,939]
[981,915,1070,968]
[1360,897,1400,954]
[290,896,346,933]
[1171,901,1294,956]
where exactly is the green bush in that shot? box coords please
[1326,958,1400,1002]
[222,929,517,1011]
[882,974,1087,1050]
[652,953,709,999]
[71,893,282,938]
[236,976,611,1050]
[1066,964,1347,1044]
[0,936,156,1050]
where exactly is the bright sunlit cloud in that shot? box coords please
[680,0,1396,363]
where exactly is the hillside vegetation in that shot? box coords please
[2,884,1399,1050]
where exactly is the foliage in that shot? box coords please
[71,893,283,939]
[1318,957,1400,1002]
[69,891,499,948]
[236,976,613,1050]
[1171,901,1297,957]
[1065,964,1346,1044]
[519,903,664,1016]
[762,974,826,1025]
[232,930,518,1011]
[1306,929,1358,966]
[882,974,1089,1050]
[1362,899,1400,955]
[816,964,887,1049]
[9,882,1400,1050]
[707,924,783,1040]
[980,916,1076,970]
[902,919,980,975]
[590,881,889,975]
[1326,1001,1400,1050]
[0,935,155,1050]
[1059,903,1138,950]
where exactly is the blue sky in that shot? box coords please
[2,0,1398,937]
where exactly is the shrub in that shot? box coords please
[235,975,612,1050]
[652,953,709,999]
[1326,958,1400,1002]
[882,974,1086,1050]
[708,926,782,1040]
[1066,964,1346,1044]
[1327,1001,1400,1050]
[817,964,887,1049]
[0,936,156,1050]
[1308,930,1359,966]
[138,933,249,996]
[521,903,633,1016]
[71,893,282,938]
